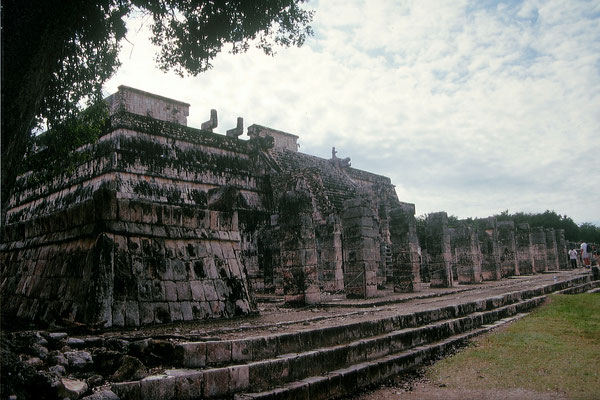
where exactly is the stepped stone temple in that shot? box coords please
[0,86,581,329]
[0,86,419,328]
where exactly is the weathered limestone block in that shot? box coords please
[497,221,519,277]
[274,191,321,304]
[515,223,535,275]
[477,218,502,281]
[1,185,256,328]
[105,85,190,125]
[449,222,482,283]
[423,212,453,288]
[545,228,559,271]
[342,197,380,298]
[555,229,569,270]
[248,124,299,152]
[389,202,421,292]
[531,227,548,273]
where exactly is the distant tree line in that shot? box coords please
[416,210,600,244]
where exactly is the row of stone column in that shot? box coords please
[270,198,573,301]
[422,212,570,287]
[268,190,423,303]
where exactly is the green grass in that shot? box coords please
[428,293,600,399]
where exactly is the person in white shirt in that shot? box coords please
[580,242,590,267]
[568,248,578,269]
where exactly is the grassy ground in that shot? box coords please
[428,293,600,399]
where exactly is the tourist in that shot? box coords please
[580,242,591,268]
[568,248,578,269]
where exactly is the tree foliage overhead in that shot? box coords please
[1,0,313,217]
[143,0,313,75]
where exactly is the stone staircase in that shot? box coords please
[111,275,598,400]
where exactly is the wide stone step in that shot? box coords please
[235,314,529,400]
[240,296,545,395]
[171,287,557,369]
[110,277,596,400]
[111,295,545,400]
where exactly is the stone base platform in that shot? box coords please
[3,269,595,400]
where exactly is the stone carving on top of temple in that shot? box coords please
[226,117,244,138]
[330,147,351,168]
[201,109,218,131]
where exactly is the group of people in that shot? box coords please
[568,242,599,269]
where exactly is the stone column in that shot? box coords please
[316,214,344,292]
[545,228,559,271]
[389,202,421,292]
[531,227,547,273]
[450,222,482,283]
[378,217,391,288]
[478,218,502,281]
[515,223,535,275]
[497,221,519,277]
[275,191,320,304]
[423,212,453,288]
[342,197,379,298]
[556,229,569,270]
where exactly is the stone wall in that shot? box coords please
[1,185,255,328]
[105,85,190,125]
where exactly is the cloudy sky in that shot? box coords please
[105,0,600,225]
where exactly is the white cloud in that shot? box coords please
[105,0,600,225]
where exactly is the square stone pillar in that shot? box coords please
[545,228,559,271]
[515,223,535,275]
[423,212,454,288]
[342,197,379,298]
[316,214,344,292]
[478,218,502,281]
[275,191,320,305]
[450,222,482,283]
[531,227,548,273]
[497,221,519,277]
[389,202,421,292]
[555,229,569,270]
